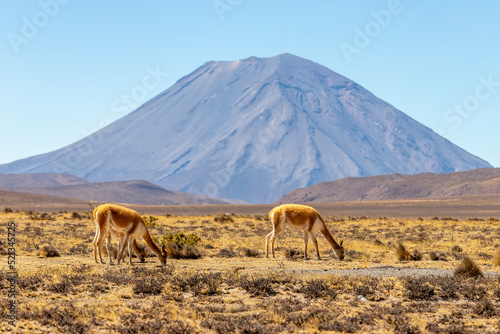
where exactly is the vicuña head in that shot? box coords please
[266,203,345,261]
[93,204,167,266]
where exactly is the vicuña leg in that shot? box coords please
[303,231,309,260]
[307,231,320,260]
[95,225,111,264]
[116,233,128,265]
[266,224,284,258]
[265,231,273,258]
[106,233,115,265]
[93,225,100,263]
[116,233,133,265]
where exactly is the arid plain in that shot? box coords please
[1,197,500,333]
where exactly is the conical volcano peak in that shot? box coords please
[196,53,350,89]
[0,54,491,203]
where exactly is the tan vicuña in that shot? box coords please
[92,204,166,265]
[266,204,344,260]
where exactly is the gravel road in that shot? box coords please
[287,266,500,278]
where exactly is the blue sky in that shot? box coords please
[1,1,499,167]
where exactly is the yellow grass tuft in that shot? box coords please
[492,250,500,266]
[454,256,483,277]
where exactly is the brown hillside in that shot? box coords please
[8,180,231,205]
[0,173,232,206]
[0,189,89,207]
[0,173,89,188]
[277,168,500,204]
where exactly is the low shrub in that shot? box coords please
[404,277,435,301]
[142,215,159,226]
[473,300,496,317]
[283,248,303,260]
[428,251,447,261]
[30,212,55,221]
[411,249,423,261]
[214,213,234,223]
[202,314,281,334]
[161,232,202,259]
[300,278,338,299]
[239,247,260,257]
[454,256,483,277]
[164,242,202,259]
[172,272,222,296]
[18,273,46,291]
[162,232,200,246]
[434,277,460,300]
[46,276,73,293]
[68,242,90,255]
[239,275,277,297]
[19,301,90,333]
[70,211,90,220]
[396,243,421,261]
[37,244,61,257]
[217,247,237,258]
[133,276,164,295]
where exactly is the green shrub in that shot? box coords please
[142,215,159,226]
[161,233,202,259]
[161,232,201,246]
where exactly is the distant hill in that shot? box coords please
[277,168,500,204]
[0,174,232,205]
[0,189,90,207]
[0,173,89,188]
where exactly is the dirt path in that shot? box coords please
[287,265,500,277]
[13,255,500,278]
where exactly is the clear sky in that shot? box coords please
[1,1,499,167]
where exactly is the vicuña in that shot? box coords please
[93,204,167,265]
[266,204,344,260]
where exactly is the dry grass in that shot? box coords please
[455,256,483,277]
[493,250,500,267]
[1,210,499,333]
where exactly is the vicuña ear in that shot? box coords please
[339,240,343,247]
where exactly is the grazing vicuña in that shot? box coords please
[266,204,344,260]
[93,204,166,265]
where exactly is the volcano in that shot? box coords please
[0,53,491,203]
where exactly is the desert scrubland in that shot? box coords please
[1,207,500,333]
